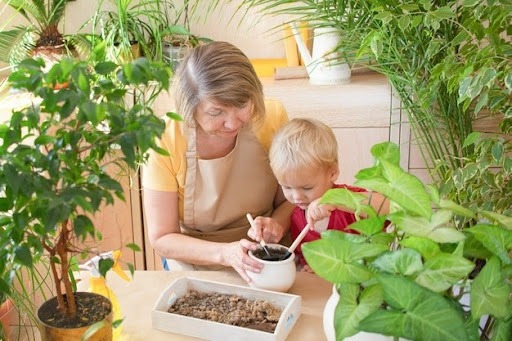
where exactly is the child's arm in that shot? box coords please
[306,198,337,226]
[306,192,389,227]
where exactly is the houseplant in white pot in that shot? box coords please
[0,52,173,339]
[303,141,511,341]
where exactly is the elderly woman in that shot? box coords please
[142,41,294,281]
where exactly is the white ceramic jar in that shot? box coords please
[247,244,296,292]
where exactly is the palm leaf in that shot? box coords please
[0,27,34,65]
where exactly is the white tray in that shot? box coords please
[152,277,301,341]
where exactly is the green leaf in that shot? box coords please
[98,258,114,278]
[372,249,424,276]
[415,253,475,292]
[320,188,370,214]
[466,224,512,264]
[303,236,388,283]
[348,216,387,236]
[125,243,141,252]
[370,141,400,166]
[166,112,183,121]
[462,132,481,148]
[438,199,475,219]
[334,284,383,339]
[95,62,118,75]
[358,275,468,340]
[478,211,512,230]
[470,257,509,319]
[491,142,504,162]
[491,316,512,341]
[390,212,466,243]
[14,245,33,267]
[462,0,481,6]
[400,236,441,260]
[357,160,432,218]
[432,6,456,19]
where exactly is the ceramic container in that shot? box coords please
[247,244,296,292]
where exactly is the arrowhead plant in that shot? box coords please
[303,142,512,341]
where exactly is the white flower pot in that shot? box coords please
[323,286,395,341]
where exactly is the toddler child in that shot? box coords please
[269,118,387,272]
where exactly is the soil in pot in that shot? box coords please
[167,290,282,333]
[38,292,112,340]
[253,246,291,261]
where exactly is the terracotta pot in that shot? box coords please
[38,292,113,341]
[0,298,14,340]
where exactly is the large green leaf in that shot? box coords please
[356,159,432,219]
[302,237,388,283]
[372,249,424,276]
[470,257,510,319]
[370,141,400,165]
[347,216,388,236]
[400,236,441,260]
[466,224,512,264]
[391,211,466,243]
[334,283,383,339]
[358,275,468,340]
[320,188,372,214]
[415,252,475,292]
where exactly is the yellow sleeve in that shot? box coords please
[141,117,187,193]
[255,99,290,150]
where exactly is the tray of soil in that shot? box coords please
[152,277,301,341]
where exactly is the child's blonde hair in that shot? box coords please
[269,118,338,179]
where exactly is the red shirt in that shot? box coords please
[290,184,366,266]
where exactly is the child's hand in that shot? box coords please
[306,198,336,226]
[300,264,315,274]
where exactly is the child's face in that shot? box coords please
[278,166,339,210]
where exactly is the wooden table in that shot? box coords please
[77,270,332,341]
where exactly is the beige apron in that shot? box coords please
[165,124,278,271]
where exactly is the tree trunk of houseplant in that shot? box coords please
[37,292,113,341]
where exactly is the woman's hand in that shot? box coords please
[221,239,263,283]
[247,216,285,244]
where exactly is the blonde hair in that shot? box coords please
[269,118,339,179]
[171,41,265,127]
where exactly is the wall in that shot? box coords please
[0,0,289,75]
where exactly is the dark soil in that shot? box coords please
[253,246,291,261]
[167,290,282,333]
[38,292,112,328]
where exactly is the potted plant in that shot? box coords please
[302,141,512,341]
[229,0,511,206]
[88,0,174,64]
[0,0,90,69]
[0,52,173,339]
[158,1,212,70]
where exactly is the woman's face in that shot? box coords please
[278,166,339,210]
[195,99,253,138]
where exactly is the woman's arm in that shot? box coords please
[143,189,263,281]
